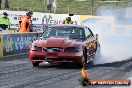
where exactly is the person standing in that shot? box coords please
[53,0,58,13]
[63,17,73,24]
[4,0,9,10]
[0,12,11,31]
[47,0,52,13]
[20,10,33,32]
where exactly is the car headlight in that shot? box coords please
[31,46,42,51]
[64,46,81,52]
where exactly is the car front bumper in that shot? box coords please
[29,50,83,63]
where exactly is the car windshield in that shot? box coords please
[42,27,85,40]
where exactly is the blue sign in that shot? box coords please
[3,33,41,56]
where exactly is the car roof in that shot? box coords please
[50,24,87,29]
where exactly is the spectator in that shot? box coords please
[0,0,2,10]
[63,17,73,24]
[53,0,58,13]
[0,12,11,31]
[4,0,9,10]
[20,10,33,32]
[47,0,52,13]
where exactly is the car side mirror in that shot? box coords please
[87,35,91,38]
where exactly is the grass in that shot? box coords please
[0,0,130,15]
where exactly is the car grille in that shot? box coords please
[44,48,63,52]
[64,47,75,52]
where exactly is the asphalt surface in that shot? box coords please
[0,55,132,88]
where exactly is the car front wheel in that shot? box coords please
[32,62,39,67]
[82,48,94,67]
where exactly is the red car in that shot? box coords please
[29,24,100,67]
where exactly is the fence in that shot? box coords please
[0,0,129,15]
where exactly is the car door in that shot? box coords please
[83,27,98,63]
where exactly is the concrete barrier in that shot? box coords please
[0,32,42,58]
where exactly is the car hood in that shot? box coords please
[32,37,83,48]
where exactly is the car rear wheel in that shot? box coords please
[32,62,39,67]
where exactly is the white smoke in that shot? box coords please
[87,6,132,64]
[94,34,132,64]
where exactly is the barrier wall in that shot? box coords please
[0,32,41,58]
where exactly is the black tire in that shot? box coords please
[32,62,39,67]
[81,48,87,67]
[81,48,94,67]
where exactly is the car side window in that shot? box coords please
[84,27,92,38]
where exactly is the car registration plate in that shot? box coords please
[46,53,58,58]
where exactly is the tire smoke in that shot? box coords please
[84,7,132,64]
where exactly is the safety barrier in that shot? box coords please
[0,32,42,58]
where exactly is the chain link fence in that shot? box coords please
[0,0,131,15]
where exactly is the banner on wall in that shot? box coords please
[3,33,41,56]
[0,10,80,32]
[1,10,132,37]
[0,10,116,34]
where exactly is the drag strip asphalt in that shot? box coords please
[0,55,131,88]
